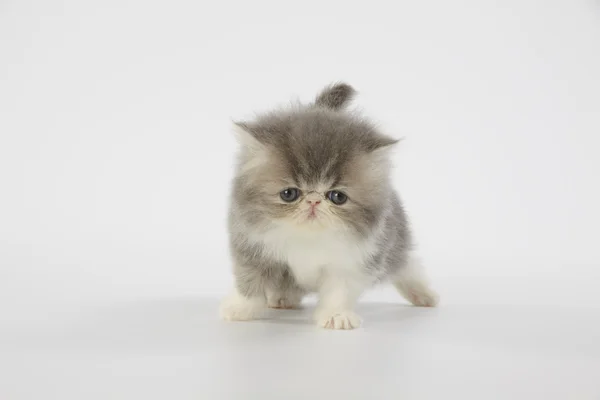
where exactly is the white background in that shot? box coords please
[1,0,599,399]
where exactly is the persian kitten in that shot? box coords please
[220,83,438,329]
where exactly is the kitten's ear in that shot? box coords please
[365,135,402,153]
[232,121,264,152]
[232,122,269,173]
[315,82,356,111]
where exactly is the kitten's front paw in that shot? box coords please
[267,297,301,309]
[315,310,362,330]
[219,291,264,321]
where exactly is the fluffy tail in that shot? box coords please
[315,82,356,111]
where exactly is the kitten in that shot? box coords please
[220,83,438,329]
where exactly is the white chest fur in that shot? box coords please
[249,223,375,290]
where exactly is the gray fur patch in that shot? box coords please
[314,82,356,110]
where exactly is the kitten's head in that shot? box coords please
[231,83,397,235]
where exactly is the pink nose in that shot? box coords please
[307,199,321,205]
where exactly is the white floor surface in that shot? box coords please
[2,297,599,400]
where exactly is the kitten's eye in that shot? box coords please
[280,188,301,202]
[326,190,348,205]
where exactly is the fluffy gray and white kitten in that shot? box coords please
[220,83,438,329]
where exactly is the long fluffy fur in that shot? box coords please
[314,82,356,110]
[220,83,438,329]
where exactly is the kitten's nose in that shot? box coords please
[305,193,322,206]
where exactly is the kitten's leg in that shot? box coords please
[266,287,305,309]
[220,287,266,321]
[314,272,366,330]
[265,268,305,309]
[220,264,267,321]
[393,253,439,307]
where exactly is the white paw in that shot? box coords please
[267,296,301,309]
[315,310,362,330]
[219,291,264,321]
[266,290,303,309]
[407,288,439,307]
